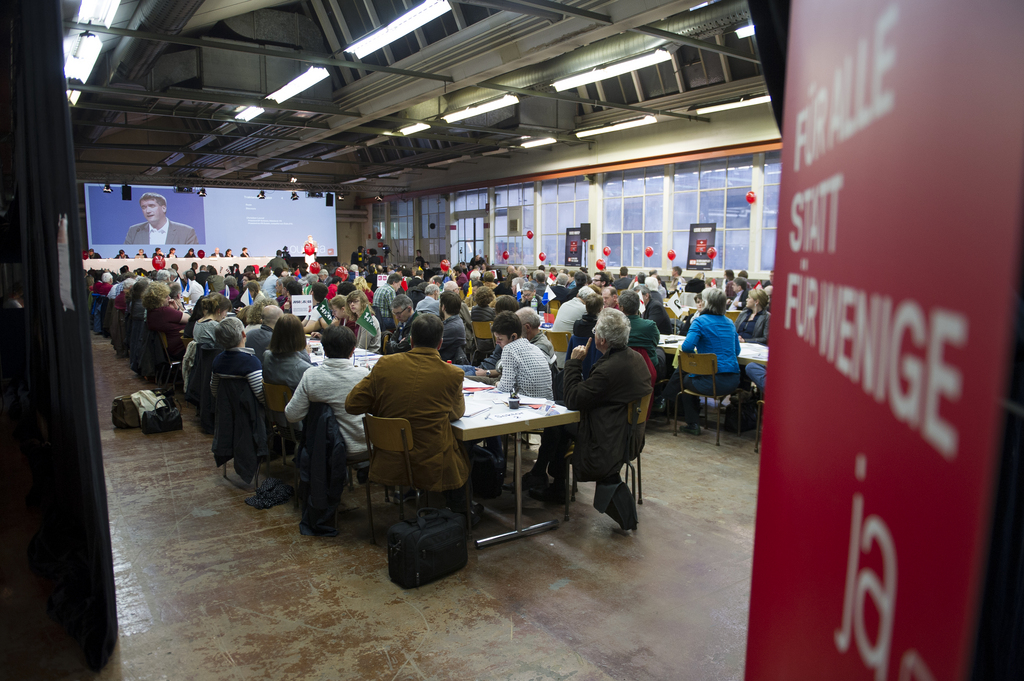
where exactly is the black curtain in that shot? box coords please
[747,0,790,131]
[15,0,118,670]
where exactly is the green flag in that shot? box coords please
[356,306,378,336]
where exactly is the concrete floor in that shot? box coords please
[3,337,761,680]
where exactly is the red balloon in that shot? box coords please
[644,246,653,258]
[538,252,546,262]
[595,259,606,271]
[82,250,89,260]
[667,249,676,261]
[440,259,450,272]
[502,250,510,260]
[377,241,384,248]
[376,232,382,239]
[303,243,315,255]
[334,267,345,277]
[707,246,717,260]
[745,191,756,204]
[309,261,321,274]
[526,230,534,240]
[197,250,205,259]
[603,246,611,256]
[151,255,165,270]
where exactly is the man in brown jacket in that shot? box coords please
[345,314,476,520]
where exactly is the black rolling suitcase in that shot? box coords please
[387,508,467,588]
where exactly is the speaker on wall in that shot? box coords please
[326,192,334,207]
[121,184,132,201]
[580,222,591,240]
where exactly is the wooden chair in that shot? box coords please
[156,332,183,390]
[361,415,422,545]
[755,399,765,453]
[472,320,493,344]
[673,352,733,446]
[548,300,561,317]
[262,382,300,507]
[546,331,570,354]
[725,309,741,322]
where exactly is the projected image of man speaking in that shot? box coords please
[124,192,199,245]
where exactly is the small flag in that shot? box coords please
[517,289,522,302]
[754,280,763,290]
[467,280,473,298]
[204,281,209,295]
[709,278,717,287]
[356,306,378,336]
[542,289,549,306]
[401,278,408,291]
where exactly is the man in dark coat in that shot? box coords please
[638,285,672,335]
[524,308,652,501]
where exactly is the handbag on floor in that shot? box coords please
[137,391,183,435]
[111,395,140,429]
[387,508,467,589]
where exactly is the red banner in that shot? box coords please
[746,1,1024,680]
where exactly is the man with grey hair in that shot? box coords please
[155,269,171,282]
[552,284,595,332]
[532,269,549,299]
[210,316,264,404]
[386,294,418,354]
[244,304,283,364]
[416,283,441,315]
[524,308,652,522]
[619,289,663,377]
[516,307,555,363]
[519,281,538,309]
[461,269,481,296]
[549,272,572,304]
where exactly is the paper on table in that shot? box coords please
[519,397,548,405]
[463,405,491,418]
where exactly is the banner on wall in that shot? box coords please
[686,223,716,271]
[565,227,582,268]
[745,1,1024,680]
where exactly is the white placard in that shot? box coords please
[377,274,388,288]
[290,294,313,317]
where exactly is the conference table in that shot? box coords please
[659,334,769,366]
[308,345,579,549]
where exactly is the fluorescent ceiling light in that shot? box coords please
[695,95,771,114]
[341,177,368,184]
[690,2,708,10]
[235,106,264,121]
[521,138,556,148]
[427,155,471,168]
[735,24,756,38]
[267,66,329,103]
[252,172,273,180]
[346,0,451,59]
[77,0,121,28]
[482,148,510,156]
[399,122,430,135]
[575,115,657,138]
[64,33,103,83]
[67,90,81,105]
[161,152,184,165]
[553,50,672,92]
[442,95,519,123]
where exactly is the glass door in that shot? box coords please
[451,216,485,264]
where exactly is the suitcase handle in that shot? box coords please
[416,507,445,529]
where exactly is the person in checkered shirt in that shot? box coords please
[490,311,553,400]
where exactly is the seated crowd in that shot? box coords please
[92,255,770,531]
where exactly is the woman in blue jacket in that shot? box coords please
[667,287,741,436]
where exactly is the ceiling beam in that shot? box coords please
[74,159,342,180]
[63,21,454,83]
[479,84,709,123]
[456,0,562,23]
[456,0,760,64]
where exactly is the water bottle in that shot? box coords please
[530,297,538,311]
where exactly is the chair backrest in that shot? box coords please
[362,415,416,486]
[157,331,175,364]
[629,392,653,425]
[725,309,741,322]
[472,320,493,341]
[263,381,293,412]
[677,351,718,376]
[380,331,391,354]
[547,331,570,353]
[548,300,561,316]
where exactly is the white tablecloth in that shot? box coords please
[84,257,274,273]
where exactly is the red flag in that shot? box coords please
[754,280,763,290]
[709,278,716,287]
[401,278,408,291]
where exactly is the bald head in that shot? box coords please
[262,305,284,328]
